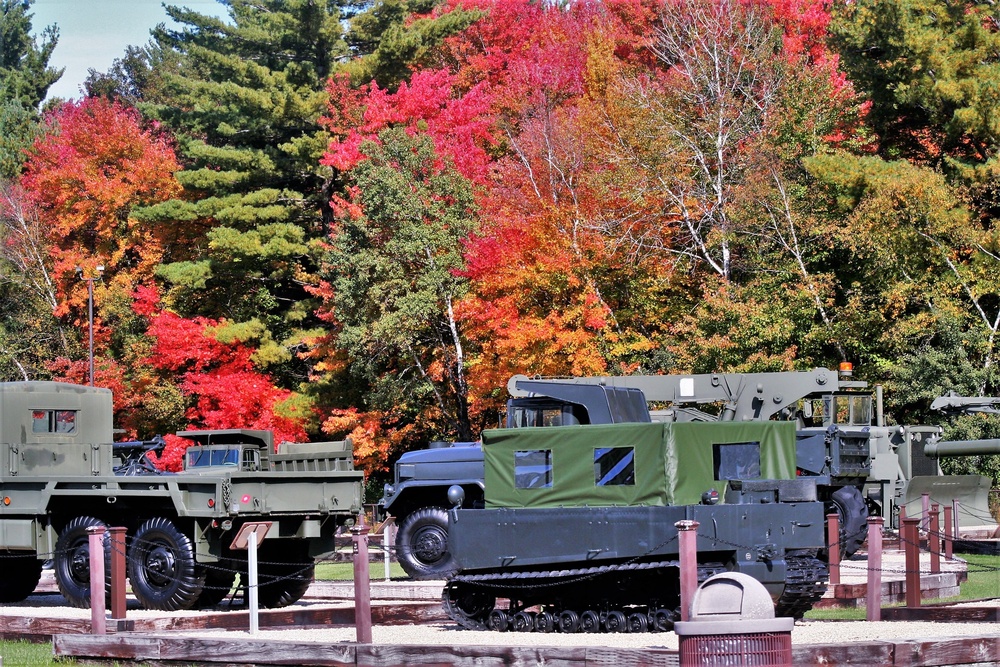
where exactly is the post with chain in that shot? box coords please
[866,516,883,622]
[903,517,921,608]
[352,519,372,643]
[675,520,699,622]
[87,526,106,635]
[943,505,954,560]
[929,504,940,574]
[108,527,127,623]
[826,512,840,585]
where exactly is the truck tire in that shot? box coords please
[194,559,238,608]
[395,507,458,580]
[54,516,110,608]
[831,485,869,559]
[128,517,206,611]
[256,556,315,608]
[0,554,43,602]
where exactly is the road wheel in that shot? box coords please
[0,554,43,602]
[128,517,205,611]
[395,507,458,580]
[54,516,109,608]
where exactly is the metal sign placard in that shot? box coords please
[229,521,273,550]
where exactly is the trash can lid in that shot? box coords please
[690,572,778,621]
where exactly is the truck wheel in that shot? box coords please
[194,560,238,608]
[128,517,205,611]
[54,516,110,608]
[831,486,869,559]
[395,507,458,580]
[0,554,43,602]
[257,560,315,608]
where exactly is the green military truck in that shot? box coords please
[0,381,364,611]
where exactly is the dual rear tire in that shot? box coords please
[52,515,313,611]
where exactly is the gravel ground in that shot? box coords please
[175,616,1000,650]
[4,597,998,651]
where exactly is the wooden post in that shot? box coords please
[903,517,921,608]
[929,504,940,574]
[826,512,840,585]
[866,516,884,622]
[87,526,106,635]
[943,505,954,560]
[108,527,127,621]
[675,520,699,622]
[353,522,372,643]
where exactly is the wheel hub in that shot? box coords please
[412,525,447,563]
[68,544,90,584]
[144,544,177,587]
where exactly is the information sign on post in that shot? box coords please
[230,521,273,634]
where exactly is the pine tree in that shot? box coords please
[135,0,353,382]
[0,0,61,178]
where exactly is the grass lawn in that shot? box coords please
[804,552,1000,620]
[315,559,408,580]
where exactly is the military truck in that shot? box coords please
[382,369,874,578]
[0,381,364,611]
[380,382,650,578]
[442,419,829,632]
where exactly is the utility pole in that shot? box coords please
[75,265,104,386]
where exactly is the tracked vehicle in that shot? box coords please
[442,419,829,633]
[0,381,364,610]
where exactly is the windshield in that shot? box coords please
[824,394,872,427]
[186,446,241,468]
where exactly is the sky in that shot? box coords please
[30,0,227,101]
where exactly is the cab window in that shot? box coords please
[515,450,553,488]
[32,409,77,434]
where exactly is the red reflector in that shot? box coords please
[208,498,216,508]
[241,494,252,504]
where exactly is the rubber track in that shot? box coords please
[443,554,828,631]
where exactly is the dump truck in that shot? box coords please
[0,381,364,611]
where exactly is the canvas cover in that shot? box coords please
[483,420,797,508]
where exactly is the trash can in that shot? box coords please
[674,572,794,667]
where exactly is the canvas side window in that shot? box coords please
[594,447,635,486]
[514,449,553,488]
[31,409,78,434]
[713,442,761,480]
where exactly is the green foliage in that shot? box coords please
[342,0,483,88]
[0,0,61,109]
[0,0,61,177]
[131,0,357,388]
[322,128,477,439]
[0,98,39,178]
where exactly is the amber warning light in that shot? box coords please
[838,362,853,378]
